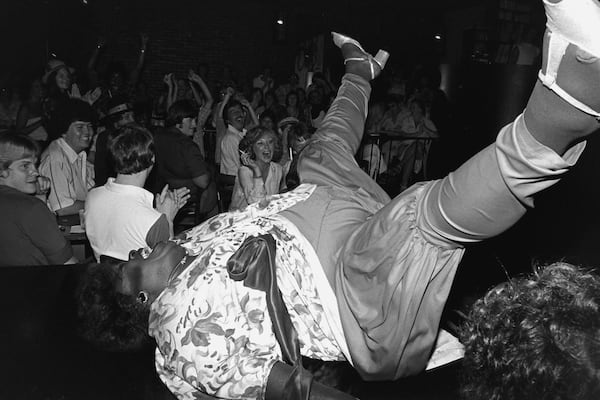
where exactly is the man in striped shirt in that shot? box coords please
[39,99,95,216]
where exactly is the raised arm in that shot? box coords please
[425,7,600,244]
[188,69,213,106]
[130,33,148,87]
[164,73,177,111]
[240,98,259,127]
[87,37,105,89]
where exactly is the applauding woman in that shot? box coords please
[229,126,286,210]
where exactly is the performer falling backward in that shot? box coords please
[78,1,600,398]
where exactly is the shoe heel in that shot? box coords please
[374,50,390,70]
[332,31,366,53]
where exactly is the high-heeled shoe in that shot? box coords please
[332,32,390,80]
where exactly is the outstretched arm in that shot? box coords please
[87,37,105,88]
[164,73,177,110]
[425,24,600,243]
[130,33,148,87]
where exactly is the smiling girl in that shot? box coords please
[229,126,286,211]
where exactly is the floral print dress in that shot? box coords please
[149,184,347,400]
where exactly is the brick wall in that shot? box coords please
[89,1,299,97]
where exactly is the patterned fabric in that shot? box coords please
[149,184,345,400]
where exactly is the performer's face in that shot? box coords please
[116,242,187,302]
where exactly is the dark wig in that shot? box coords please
[108,124,155,175]
[460,262,600,400]
[166,99,196,127]
[76,263,152,352]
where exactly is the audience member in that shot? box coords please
[85,125,190,262]
[93,95,135,186]
[211,86,236,166]
[252,66,275,93]
[259,109,277,131]
[39,98,95,216]
[0,133,76,266]
[42,59,101,142]
[0,85,21,133]
[229,126,285,211]
[249,87,265,116]
[306,88,327,129]
[276,72,300,106]
[285,90,302,120]
[219,97,259,187]
[154,100,217,216]
[263,89,286,121]
[394,99,438,190]
[187,70,214,158]
[16,79,48,145]
[461,263,600,400]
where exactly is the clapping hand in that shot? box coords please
[36,176,50,196]
[171,186,191,210]
[156,184,191,221]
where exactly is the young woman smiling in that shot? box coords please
[229,126,286,211]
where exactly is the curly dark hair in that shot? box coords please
[238,126,282,163]
[76,263,152,352]
[460,262,600,400]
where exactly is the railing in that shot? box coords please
[202,127,436,191]
[358,131,438,186]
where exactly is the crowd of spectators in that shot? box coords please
[0,32,457,259]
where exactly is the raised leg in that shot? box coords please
[296,34,390,203]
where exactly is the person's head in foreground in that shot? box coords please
[108,124,155,177]
[0,133,41,194]
[460,262,600,400]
